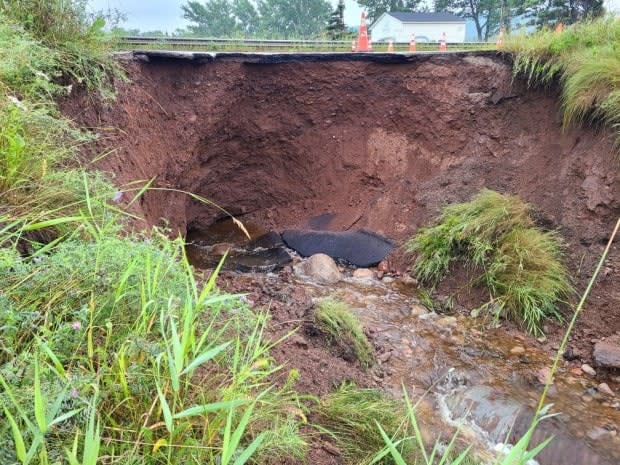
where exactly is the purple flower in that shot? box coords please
[111,191,123,203]
[70,388,79,398]
[71,321,82,330]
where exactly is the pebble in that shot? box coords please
[510,346,526,355]
[570,367,584,376]
[400,274,417,285]
[410,304,428,317]
[598,382,615,396]
[593,335,620,369]
[378,351,392,363]
[377,260,389,272]
[418,312,437,320]
[352,268,375,279]
[382,276,395,284]
[581,363,597,377]
[587,426,612,441]
[436,316,457,328]
[536,367,553,385]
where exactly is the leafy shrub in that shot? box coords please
[315,299,375,369]
[407,189,572,334]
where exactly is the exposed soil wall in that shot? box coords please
[63,52,619,361]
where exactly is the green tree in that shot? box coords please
[327,0,346,39]
[257,0,332,38]
[356,1,424,23]
[181,0,238,36]
[434,0,502,41]
[530,0,604,26]
[233,0,260,35]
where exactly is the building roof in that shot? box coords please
[387,12,465,23]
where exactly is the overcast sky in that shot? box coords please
[89,0,364,32]
[89,0,620,32]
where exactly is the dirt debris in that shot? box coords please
[62,52,619,385]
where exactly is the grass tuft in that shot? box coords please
[314,299,375,369]
[505,17,620,147]
[406,189,572,334]
[317,382,409,464]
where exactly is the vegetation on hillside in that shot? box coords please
[314,299,375,369]
[0,6,307,464]
[505,17,620,147]
[407,189,572,334]
[0,0,121,94]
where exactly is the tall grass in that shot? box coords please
[407,189,572,334]
[505,17,620,147]
[0,6,306,464]
[0,226,307,464]
[317,382,410,464]
[0,0,122,94]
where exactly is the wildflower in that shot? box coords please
[70,388,79,398]
[71,321,82,330]
[111,191,123,203]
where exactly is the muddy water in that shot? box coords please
[187,222,620,465]
[294,276,620,465]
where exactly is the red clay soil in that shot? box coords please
[62,52,619,371]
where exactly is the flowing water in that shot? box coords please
[188,221,620,465]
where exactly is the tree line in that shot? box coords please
[114,0,607,41]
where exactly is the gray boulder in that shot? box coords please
[295,253,342,284]
[593,335,620,369]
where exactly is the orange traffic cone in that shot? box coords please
[439,32,447,52]
[409,34,416,52]
[496,27,505,49]
[355,12,370,52]
[387,40,394,52]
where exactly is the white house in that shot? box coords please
[369,12,467,43]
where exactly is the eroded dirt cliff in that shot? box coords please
[63,52,619,366]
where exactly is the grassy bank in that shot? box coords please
[0,6,308,464]
[504,17,620,147]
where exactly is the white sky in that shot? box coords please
[89,0,620,33]
[89,0,364,32]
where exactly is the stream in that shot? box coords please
[187,220,620,465]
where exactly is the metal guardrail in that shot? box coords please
[119,36,494,50]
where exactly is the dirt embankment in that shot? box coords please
[63,52,619,364]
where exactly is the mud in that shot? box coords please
[61,52,620,463]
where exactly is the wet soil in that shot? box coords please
[61,52,620,463]
[218,264,620,465]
